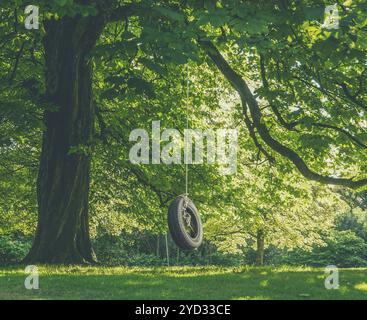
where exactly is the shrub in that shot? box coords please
[93,234,245,266]
[0,235,31,264]
[282,231,367,267]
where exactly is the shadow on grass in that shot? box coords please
[1,267,367,300]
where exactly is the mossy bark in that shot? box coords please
[24,16,104,264]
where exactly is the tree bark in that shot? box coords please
[255,229,265,266]
[24,16,105,264]
[156,236,160,258]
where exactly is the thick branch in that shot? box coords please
[200,40,367,189]
[259,56,367,149]
[243,110,275,163]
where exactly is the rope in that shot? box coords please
[185,64,189,196]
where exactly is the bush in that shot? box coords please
[281,231,367,267]
[0,235,31,264]
[93,235,164,266]
[93,234,245,266]
[209,252,244,266]
[103,252,164,266]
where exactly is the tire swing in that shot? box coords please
[168,195,203,250]
[167,66,203,251]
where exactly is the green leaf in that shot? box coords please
[139,58,167,76]
[55,0,72,7]
[155,7,185,22]
[127,77,155,98]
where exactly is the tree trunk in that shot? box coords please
[24,16,105,264]
[156,236,160,258]
[255,229,265,266]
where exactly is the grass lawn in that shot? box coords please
[0,265,367,300]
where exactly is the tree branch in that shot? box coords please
[259,55,367,149]
[259,54,298,131]
[200,40,367,189]
[243,109,275,163]
[107,4,140,22]
[8,41,25,85]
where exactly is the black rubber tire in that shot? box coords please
[168,195,203,250]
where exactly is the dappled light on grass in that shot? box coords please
[260,280,269,287]
[1,266,367,300]
[233,296,271,300]
[355,283,367,291]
